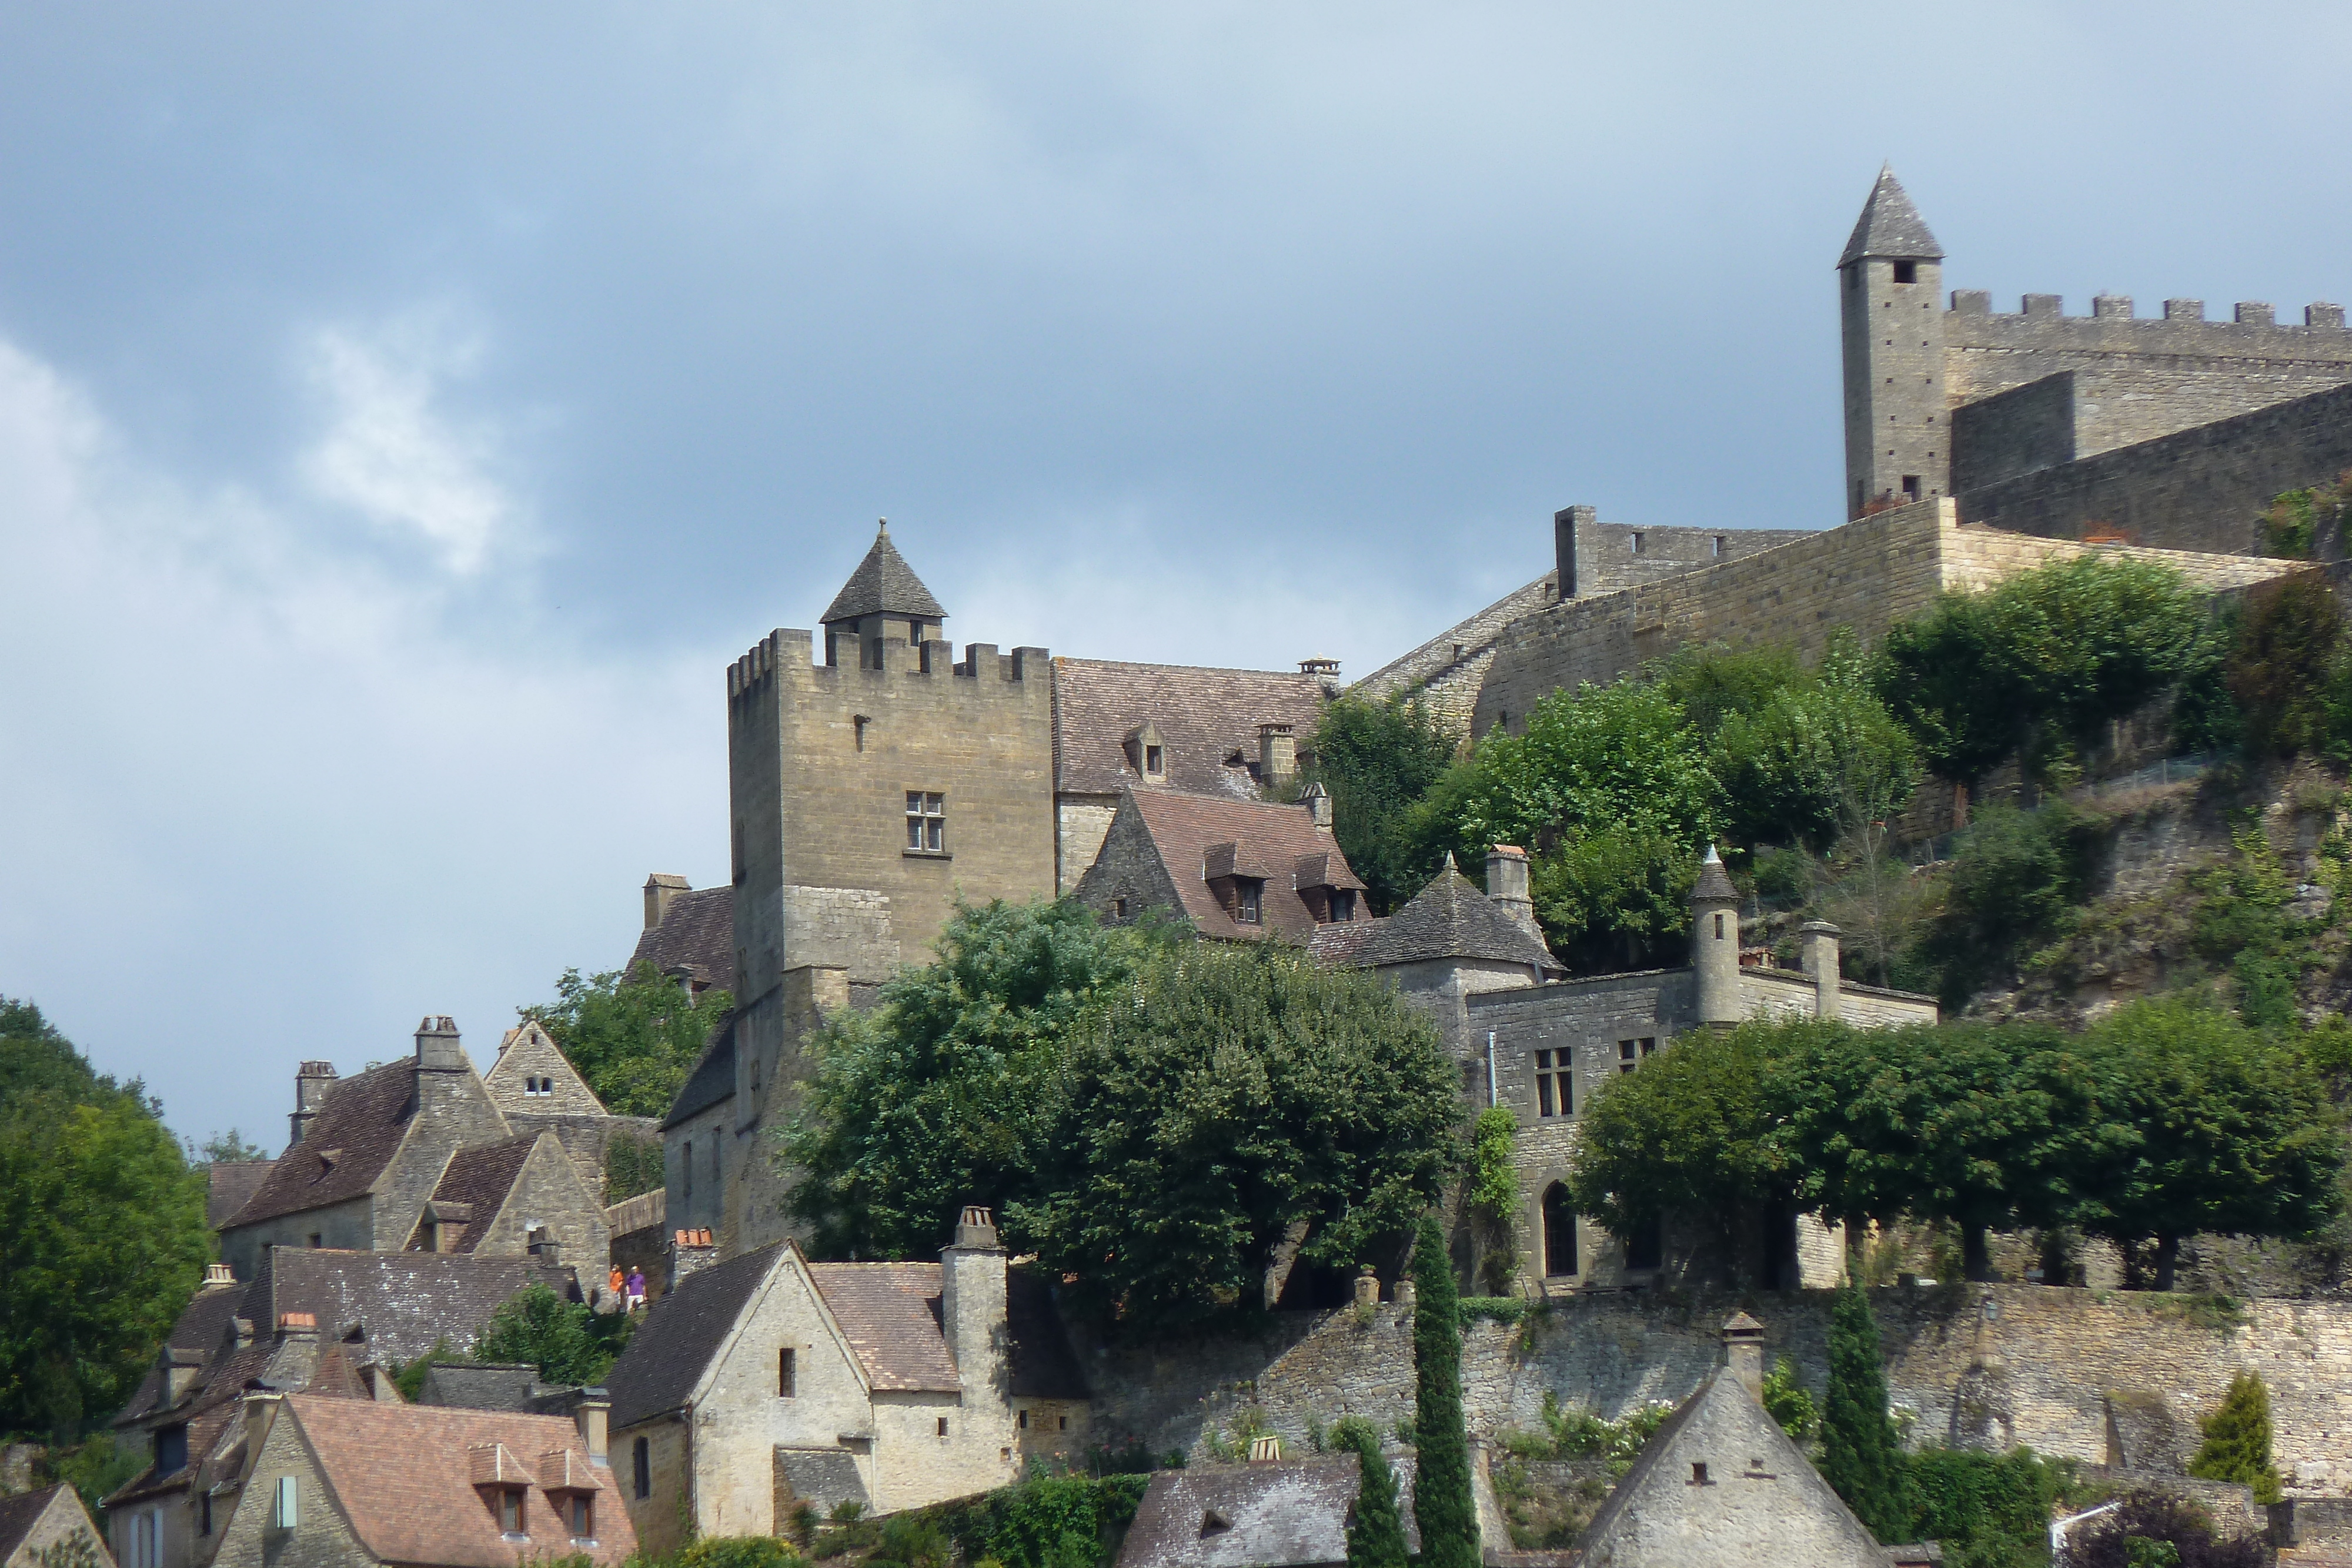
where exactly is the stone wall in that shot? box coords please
[1950,372,2079,493]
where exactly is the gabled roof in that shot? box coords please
[1839,165,1943,266]
[806,1261,963,1393]
[1083,792,1364,943]
[1115,1455,1420,1568]
[1351,855,1556,971]
[206,1160,278,1228]
[281,1394,635,1568]
[660,1011,739,1130]
[0,1485,103,1568]
[820,522,948,626]
[112,1275,251,1423]
[428,1135,542,1251]
[265,1248,579,1366]
[606,1243,782,1427]
[1053,659,1332,798]
[626,886,735,992]
[220,1061,422,1230]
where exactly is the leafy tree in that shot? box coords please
[188,1129,270,1163]
[1901,1449,2070,1568]
[1466,1108,1519,1294]
[1308,695,1460,914]
[2076,999,2345,1290]
[0,999,210,1440]
[472,1283,623,1387]
[604,1132,665,1201]
[2071,1492,2269,1568]
[1529,821,1701,972]
[2187,1373,2282,1504]
[1332,1416,1409,1568]
[1409,1217,1478,1568]
[521,964,734,1118]
[1709,637,1919,852]
[1018,942,1459,1326]
[1920,801,2100,1007]
[1759,1357,1817,1442]
[2226,574,2344,757]
[1652,641,1805,741]
[786,900,1157,1261]
[1820,1281,1909,1542]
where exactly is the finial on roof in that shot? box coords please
[1692,842,1737,903]
[1702,842,1720,864]
[1439,850,1457,874]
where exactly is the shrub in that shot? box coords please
[676,1540,808,1568]
[2070,1492,2269,1568]
[2187,1373,2283,1505]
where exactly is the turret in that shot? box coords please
[1839,166,1949,518]
[818,519,949,669]
[1691,845,1741,1027]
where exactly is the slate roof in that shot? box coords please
[206,1160,278,1228]
[1349,855,1556,971]
[264,1249,579,1365]
[1305,920,1379,968]
[606,1243,784,1427]
[806,1262,963,1393]
[0,1486,88,1567]
[660,1011,739,1130]
[1839,165,1943,265]
[415,1362,554,1412]
[283,1394,635,1568]
[1692,845,1737,902]
[1115,1455,1420,1568]
[429,1135,541,1251]
[1099,793,1366,943]
[113,1277,252,1422]
[220,1061,419,1230]
[626,885,736,992]
[820,523,948,626]
[1053,658,1332,799]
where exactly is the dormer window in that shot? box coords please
[1127,721,1168,779]
[568,1494,594,1540]
[1145,744,1164,775]
[1328,889,1356,924]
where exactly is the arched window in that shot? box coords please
[1541,1183,1577,1279]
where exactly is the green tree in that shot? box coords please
[1652,641,1806,741]
[472,1283,623,1387]
[1332,1416,1409,1568]
[1528,821,1702,972]
[2076,999,2344,1290]
[521,964,734,1118]
[188,1129,270,1164]
[1018,942,1460,1326]
[604,1132,665,1202]
[1709,638,1919,852]
[785,899,1156,1261]
[1760,1357,1818,1442]
[1409,1217,1478,1568]
[0,1000,211,1440]
[2188,1373,2282,1505]
[1920,801,2100,1008]
[2226,574,2344,757]
[1308,695,1460,914]
[1820,1281,1909,1542]
[1465,1108,1519,1295]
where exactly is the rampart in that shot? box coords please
[1081,1285,2352,1497]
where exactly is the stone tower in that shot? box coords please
[1691,845,1741,1027]
[1839,166,1948,518]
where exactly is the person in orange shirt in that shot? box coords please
[609,1264,624,1303]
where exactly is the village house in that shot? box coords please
[1,1486,113,1568]
[1074,790,1367,940]
[604,1206,1087,1550]
[1114,1445,1420,1568]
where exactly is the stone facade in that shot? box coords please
[2,1487,112,1568]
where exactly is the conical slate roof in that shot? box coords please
[1838,165,1943,266]
[1355,853,1557,970]
[820,521,947,626]
[1691,844,1737,903]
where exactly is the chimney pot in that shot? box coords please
[1484,845,1541,941]
[644,874,691,931]
[205,1262,236,1288]
[1302,781,1334,830]
[415,1016,466,1072]
[1352,1266,1379,1308]
[1721,1311,1766,1397]
[1247,1436,1283,1463]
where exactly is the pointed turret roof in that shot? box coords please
[1692,844,1737,903]
[1355,852,1559,971]
[820,520,947,626]
[1838,165,1943,266]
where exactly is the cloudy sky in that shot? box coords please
[5,2,2351,1148]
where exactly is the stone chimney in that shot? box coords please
[1257,723,1297,785]
[240,1393,282,1484]
[1799,921,1843,1021]
[574,1389,611,1467]
[414,1016,466,1073]
[527,1226,563,1270]
[290,1060,339,1148]
[1690,845,1742,1027]
[205,1262,236,1288]
[644,874,690,931]
[939,1205,1008,1409]
[1721,1311,1765,1397]
[669,1228,716,1289]
[1352,1266,1379,1308]
[1303,781,1334,830]
[1485,845,1540,939]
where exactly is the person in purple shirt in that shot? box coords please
[625,1267,647,1310]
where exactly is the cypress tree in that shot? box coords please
[1334,1417,1409,1568]
[1820,1280,1910,1542]
[2189,1373,2283,1504]
[1410,1217,1479,1568]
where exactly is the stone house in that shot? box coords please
[1074,790,1368,940]
[630,874,736,998]
[216,1018,611,1286]
[483,1018,661,1202]
[1114,1449,1419,1568]
[1,1486,113,1568]
[208,1393,630,1568]
[604,1207,1087,1551]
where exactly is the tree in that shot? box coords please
[1920,801,2100,1008]
[1465,1108,1519,1295]
[1709,637,1918,852]
[472,1283,629,1387]
[1409,1217,1478,1568]
[2076,999,2345,1290]
[188,1129,270,1164]
[1819,1281,1909,1542]
[1308,695,1460,914]
[785,899,1157,1261]
[1332,1416,1409,1568]
[1528,821,1701,972]
[2188,1373,2282,1505]
[520,964,734,1118]
[2226,574,2344,757]
[1017,941,1460,1326]
[0,999,211,1440]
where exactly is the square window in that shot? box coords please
[937,1417,950,1437]
[1892,260,1917,285]
[906,791,946,852]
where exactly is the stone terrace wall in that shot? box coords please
[1355,574,1556,738]
[1081,1285,2352,1496]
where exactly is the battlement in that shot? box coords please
[1946,289,2352,356]
[726,628,1049,702]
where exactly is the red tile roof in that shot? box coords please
[1105,793,1366,942]
[805,1262,963,1393]
[1053,659,1331,798]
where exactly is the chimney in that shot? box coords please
[1721,1311,1765,1397]
[279,1312,317,1338]
[1247,1436,1283,1463]
[939,1205,1008,1413]
[1485,846,1540,940]
[289,1061,339,1148]
[241,1393,282,1483]
[574,1388,611,1467]
[1303,781,1334,830]
[1799,921,1843,1021]
[644,874,690,931]
[668,1228,716,1289]
[1555,504,1595,599]
[1257,723,1297,785]
[205,1262,236,1288]
[1690,845,1742,1028]
[414,1016,466,1073]
[1352,1266,1379,1308]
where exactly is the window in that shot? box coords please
[779,1348,797,1398]
[201,1493,212,1536]
[1892,260,1917,284]
[499,1487,526,1534]
[1144,745,1164,774]
[1059,1416,1068,1430]
[937,1417,950,1437]
[569,1494,594,1540]
[1630,531,1645,554]
[155,1423,188,1476]
[683,1141,693,1199]
[1542,1183,1578,1278]
[712,1140,721,1186]
[633,1437,650,1500]
[272,1476,299,1530]
[1690,1462,1712,1486]
[1713,911,1725,940]
[1111,897,1128,920]
[1902,474,1921,503]
[308,1233,322,1249]
[906,791,946,852]
[1618,1041,1636,1074]
[1712,535,1725,557]
[1018,1409,1029,1429]
[1531,1050,1570,1118]
[1328,888,1355,924]
[1233,878,1263,925]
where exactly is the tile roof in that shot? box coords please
[283,1393,635,1568]
[429,1135,542,1251]
[626,886,735,991]
[1839,165,1943,265]
[206,1161,278,1229]
[1053,659,1332,799]
[0,1486,87,1566]
[820,523,948,625]
[415,1363,555,1413]
[266,1249,579,1365]
[1350,856,1558,971]
[660,1011,739,1130]
[1098,792,1368,943]
[220,1061,420,1230]
[805,1262,962,1393]
[606,1243,783,1428]
[1305,921,1379,968]
[1115,1455,1419,1568]
[113,1279,252,1423]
